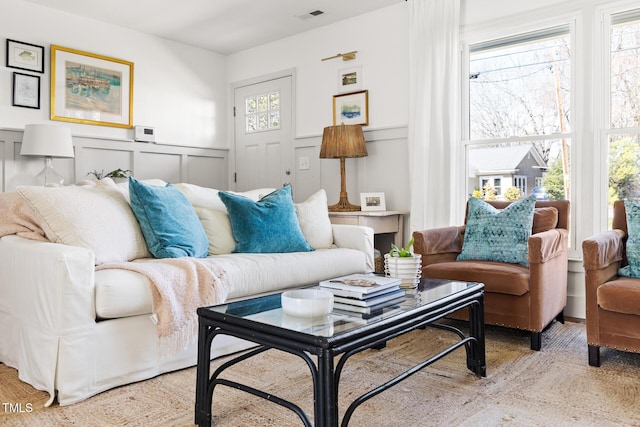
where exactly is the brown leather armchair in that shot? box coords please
[413,200,569,350]
[582,200,640,366]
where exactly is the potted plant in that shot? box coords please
[87,168,131,182]
[384,237,422,289]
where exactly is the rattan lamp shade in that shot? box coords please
[319,124,367,212]
[319,124,367,159]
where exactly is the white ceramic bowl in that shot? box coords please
[281,289,334,318]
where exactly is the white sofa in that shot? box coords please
[0,179,373,406]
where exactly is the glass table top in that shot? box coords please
[205,278,482,338]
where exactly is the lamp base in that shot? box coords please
[35,157,65,187]
[328,193,361,212]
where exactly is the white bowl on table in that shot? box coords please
[281,289,334,318]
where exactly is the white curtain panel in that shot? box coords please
[408,0,460,232]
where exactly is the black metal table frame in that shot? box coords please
[195,285,485,427]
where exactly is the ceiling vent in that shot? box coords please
[297,10,324,20]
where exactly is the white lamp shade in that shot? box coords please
[21,124,74,158]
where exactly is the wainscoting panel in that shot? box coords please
[0,128,229,192]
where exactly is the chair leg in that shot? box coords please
[588,345,601,367]
[530,332,542,351]
[556,310,565,324]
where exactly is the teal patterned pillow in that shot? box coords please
[618,200,640,278]
[219,185,313,254]
[457,196,536,266]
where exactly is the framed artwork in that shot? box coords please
[333,90,368,126]
[338,65,362,93]
[50,45,134,128]
[6,39,45,73]
[12,72,40,109]
[360,192,386,211]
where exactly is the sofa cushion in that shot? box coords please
[129,177,208,258]
[219,185,313,253]
[597,278,640,316]
[532,207,558,234]
[17,181,150,265]
[425,260,530,296]
[173,183,274,255]
[618,200,640,278]
[95,269,153,319]
[458,196,536,266]
[94,247,369,318]
[295,189,334,249]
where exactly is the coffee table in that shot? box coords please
[195,278,485,427]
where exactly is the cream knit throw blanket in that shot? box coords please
[96,257,229,358]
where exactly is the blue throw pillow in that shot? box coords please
[457,196,536,266]
[219,185,313,254]
[129,177,209,258]
[619,200,640,278]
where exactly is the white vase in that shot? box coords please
[384,253,422,289]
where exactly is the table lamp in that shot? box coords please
[319,123,367,212]
[21,124,74,187]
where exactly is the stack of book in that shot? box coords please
[319,273,405,316]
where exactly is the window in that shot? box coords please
[514,176,527,195]
[245,91,280,133]
[607,10,640,223]
[466,26,571,203]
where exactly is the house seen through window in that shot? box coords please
[467,26,571,202]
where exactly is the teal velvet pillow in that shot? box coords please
[219,185,313,254]
[618,200,640,278]
[457,196,536,266]
[129,177,209,258]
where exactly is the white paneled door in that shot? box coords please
[234,76,292,192]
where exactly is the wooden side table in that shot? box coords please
[328,210,408,253]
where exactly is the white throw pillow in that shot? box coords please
[17,183,150,265]
[115,177,167,203]
[174,183,275,255]
[295,189,334,249]
[194,207,236,255]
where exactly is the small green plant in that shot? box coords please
[87,168,131,180]
[389,237,415,257]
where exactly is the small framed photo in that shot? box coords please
[338,65,362,93]
[6,39,45,73]
[333,90,369,126]
[12,72,40,109]
[360,192,386,211]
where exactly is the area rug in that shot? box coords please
[1,321,640,426]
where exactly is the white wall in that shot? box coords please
[1,0,228,149]
[227,5,410,137]
[226,4,411,213]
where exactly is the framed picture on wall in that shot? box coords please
[6,39,45,73]
[12,72,40,109]
[333,90,369,126]
[50,45,134,128]
[338,65,362,93]
[360,192,386,211]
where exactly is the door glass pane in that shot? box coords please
[244,91,281,133]
[258,113,268,130]
[245,97,257,114]
[246,115,257,133]
[258,95,268,112]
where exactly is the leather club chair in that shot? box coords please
[582,200,640,366]
[413,200,569,350]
